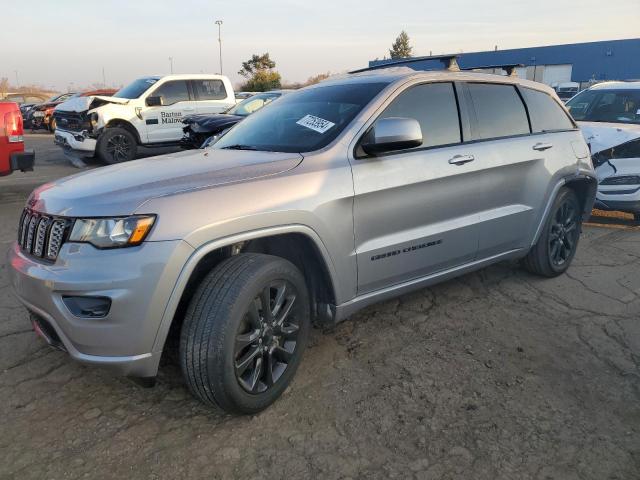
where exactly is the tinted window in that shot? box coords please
[566,89,640,124]
[522,88,574,132]
[214,82,387,153]
[194,79,227,100]
[114,77,159,99]
[152,80,190,105]
[376,82,460,149]
[467,83,529,140]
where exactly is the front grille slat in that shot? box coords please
[18,208,69,261]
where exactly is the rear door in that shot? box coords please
[461,82,552,258]
[145,80,196,142]
[192,79,233,114]
[350,82,481,294]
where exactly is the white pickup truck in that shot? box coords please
[53,74,235,164]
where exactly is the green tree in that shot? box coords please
[242,70,282,92]
[238,53,276,79]
[389,31,413,59]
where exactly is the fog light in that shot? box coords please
[62,296,111,318]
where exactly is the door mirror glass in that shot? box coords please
[146,96,164,107]
[361,117,422,155]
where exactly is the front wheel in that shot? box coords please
[523,187,582,277]
[180,253,310,414]
[96,127,137,164]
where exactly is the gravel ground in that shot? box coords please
[1,135,639,479]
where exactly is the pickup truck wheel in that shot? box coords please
[523,187,581,277]
[180,253,310,414]
[97,127,137,164]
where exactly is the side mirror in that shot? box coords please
[146,96,164,107]
[361,117,422,155]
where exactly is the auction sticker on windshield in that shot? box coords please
[296,114,335,134]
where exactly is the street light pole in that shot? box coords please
[168,56,174,74]
[14,70,19,88]
[215,20,223,75]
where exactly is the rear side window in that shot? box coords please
[467,83,529,140]
[521,88,574,132]
[377,82,461,149]
[193,79,227,100]
[152,80,190,105]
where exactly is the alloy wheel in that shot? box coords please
[105,134,132,162]
[548,200,579,267]
[234,280,300,393]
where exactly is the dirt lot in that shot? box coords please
[1,135,639,479]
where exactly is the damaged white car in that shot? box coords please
[52,74,235,165]
[567,81,640,221]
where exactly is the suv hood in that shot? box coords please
[579,121,640,155]
[28,149,303,217]
[55,95,129,113]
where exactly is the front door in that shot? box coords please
[350,82,481,294]
[144,80,196,142]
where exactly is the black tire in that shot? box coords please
[48,117,56,132]
[523,187,582,277]
[180,253,310,414]
[96,127,137,164]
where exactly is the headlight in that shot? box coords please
[89,112,99,129]
[69,215,155,249]
[600,175,640,186]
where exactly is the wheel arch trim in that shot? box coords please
[150,224,341,353]
[530,172,597,247]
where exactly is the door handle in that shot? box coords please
[533,142,553,151]
[449,154,475,166]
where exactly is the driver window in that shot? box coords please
[375,82,461,150]
[152,80,190,105]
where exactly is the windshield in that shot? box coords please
[567,89,640,124]
[48,93,76,103]
[214,82,388,153]
[113,77,159,99]
[226,92,282,117]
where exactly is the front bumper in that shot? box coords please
[8,239,194,377]
[54,128,97,154]
[10,150,35,172]
[597,186,640,214]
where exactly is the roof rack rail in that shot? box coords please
[462,63,525,77]
[350,54,460,74]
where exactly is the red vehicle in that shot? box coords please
[30,89,118,132]
[0,102,34,176]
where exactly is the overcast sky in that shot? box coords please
[3,0,639,91]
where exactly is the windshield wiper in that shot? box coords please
[221,144,259,151]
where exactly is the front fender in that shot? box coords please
[150,224,342,354]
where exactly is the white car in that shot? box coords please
[52,74,235,164]
[566,81,640,221]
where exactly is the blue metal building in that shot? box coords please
[368,38,640,87]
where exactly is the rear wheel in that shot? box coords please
[96,127,137,164]
[180,253,310,414]
[523,188,582,277]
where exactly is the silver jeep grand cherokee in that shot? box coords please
[8,69,596,414]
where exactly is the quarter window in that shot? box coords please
[375,82,461,150]
[193,79,227,100]
[467,83,530,140]
[152,80,190,105]
[521,88,574,132]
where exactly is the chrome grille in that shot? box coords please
[17,209,70,261]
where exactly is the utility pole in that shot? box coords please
[14,70,19,88]
[102,67,106,87]
[168,56,174,74]
[215,20,223,74]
